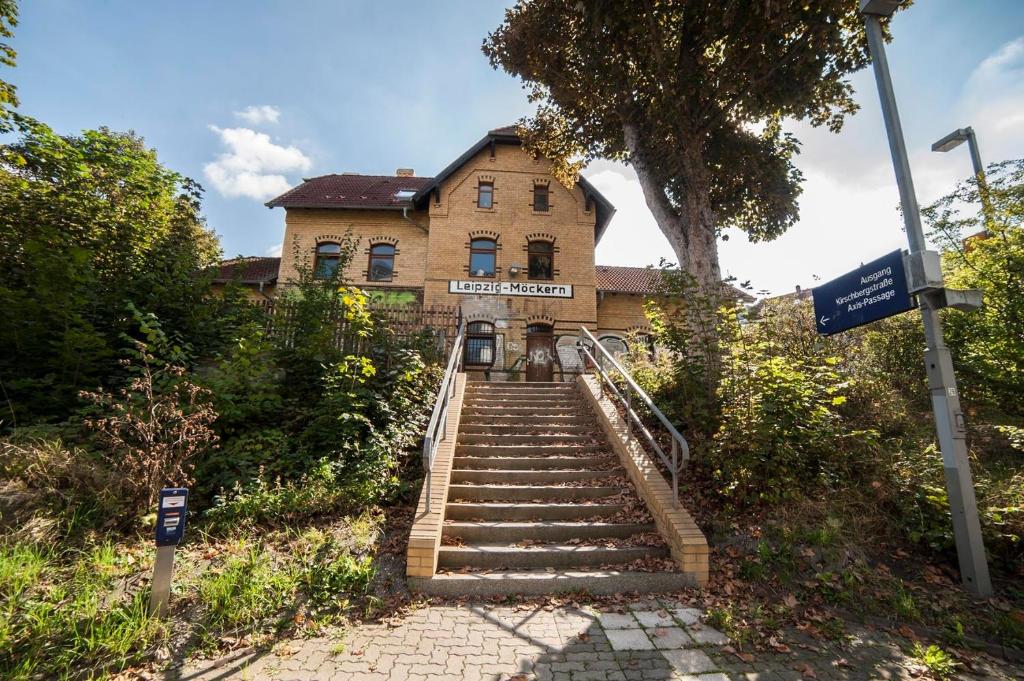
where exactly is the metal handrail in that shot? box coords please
[422,321,465,512]
[577,327,690,507]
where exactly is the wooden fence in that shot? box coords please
[255,299,460,362]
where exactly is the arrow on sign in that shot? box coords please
[819,315,830,326]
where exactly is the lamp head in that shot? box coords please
[860,0,903,17]
[932,128,970,153]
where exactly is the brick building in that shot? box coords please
[226,126,680,381]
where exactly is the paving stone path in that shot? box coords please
[175,599,1021,681]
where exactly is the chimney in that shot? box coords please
[396,168,415,177]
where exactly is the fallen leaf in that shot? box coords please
[793,663,817,679]
[897,625,918,640]
[783,594,799,608]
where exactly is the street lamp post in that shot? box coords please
[932,127,996,229]
[860,0,993,598]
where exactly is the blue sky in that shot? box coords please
[9,1,1024,295]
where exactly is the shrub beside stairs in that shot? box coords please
[407,377,709,596]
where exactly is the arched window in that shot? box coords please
[469,238,496,277]
[465,321,496,366]
[598,335,628,369]
[367,243,395,282]
[528,240,554,280]
[314,242,342,279]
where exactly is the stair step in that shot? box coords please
[410,570,692,597]
[466,394,578,403]
[459,414,593,426]
[448,484,619,502]
[458,424,599,436]
[450,469,612,484]
[462,406,580,416]
[467,382,574,391]
[453,456,617,470]
[456,444,606,456]
[458,433,604,445]
[445,502,625,521]
[443,521,656,542]
[438,544,667,569]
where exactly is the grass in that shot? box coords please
[0,541,165,680]
[197,541,297,640]
[0,506,391,679]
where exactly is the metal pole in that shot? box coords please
[964,128,996,230]
[149,545,176,617]
[864,14,992,597]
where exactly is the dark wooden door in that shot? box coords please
[526,325,554,382]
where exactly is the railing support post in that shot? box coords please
[423,436,433,513]
[626,390,632,442]
[671,439,679,509]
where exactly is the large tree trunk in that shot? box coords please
[622,122,723,396]
[622,122,721,291]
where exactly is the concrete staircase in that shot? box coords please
[424,381,690,596]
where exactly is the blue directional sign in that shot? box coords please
[812,250,915,335]
[156,488,188,547]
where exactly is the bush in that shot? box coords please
[713,335,852,506]
[80,340,218,509]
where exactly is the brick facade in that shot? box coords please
[267,128,657,380]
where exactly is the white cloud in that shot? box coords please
[234,105,281,125]
[204,126,312,200]
[961,37,1024,145]
[265,242,283,257]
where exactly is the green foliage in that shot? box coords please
[195,246,441,513]
[294,528,376,610]
[910,642,958,680]
[0,119,222,424]
[197,542,296,639]
[923,159,1024,412]
[0,541,164,680]
[205,462,352,528]
[715,339,850,504]
[0,0,16,122]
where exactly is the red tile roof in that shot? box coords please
[596,265,756,302]
[595,265,665,294]
[265,174,434,209]
[212,257,280,284]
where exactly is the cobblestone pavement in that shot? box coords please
[175,598,1022,681]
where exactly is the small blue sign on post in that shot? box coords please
[156,487,188,547]
[812,249,915,335]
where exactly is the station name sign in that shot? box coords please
[449,280,573,299]
[812,249,915,335]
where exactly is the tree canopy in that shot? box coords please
[484,0,900,287]
[0,0,17,122]
[0,118,222,423]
